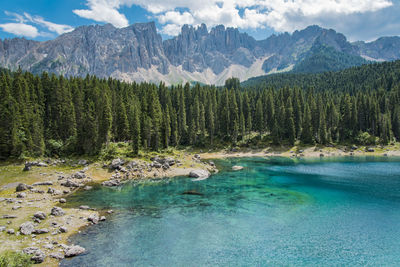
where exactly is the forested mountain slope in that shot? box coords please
[1,60,399,160]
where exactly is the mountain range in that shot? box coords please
[1,22,400,85]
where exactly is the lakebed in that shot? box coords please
[61,156,400,266]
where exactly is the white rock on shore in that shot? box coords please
[189,170,211,181]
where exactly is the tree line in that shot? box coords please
[0,64,399,159]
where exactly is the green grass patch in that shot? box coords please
[0,251,32,267]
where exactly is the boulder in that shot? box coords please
[232,165,243,171]
[33,228,49,234]
[22,247,46,263]
[50,207,65,216]
[0,226,6,232]
[32,181,53,186]
[153,162,162,168]
[72,171,86,179]
[79,205,90,210]
[64,245,86,257]
[77,159,88,166]
[59,198,67,203]
[189,170,211,180]
[7,229,15,234]
[20,222,35,235]
[110,158,124,169]
[59,226,68,233]
[88,214,99,224]
[23,165,31,171]
[16,183,29,192]
[99,216,106,221]
[2,215,17,219]
[61,179,79,188]
[33,211,46,220]
[366,147,375,152]
[102,180,121,187]
[50,252,64,260]
[16,192,26,198]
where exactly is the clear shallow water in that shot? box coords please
[61,157,400,267]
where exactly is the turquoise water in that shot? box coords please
[61,157,400,266]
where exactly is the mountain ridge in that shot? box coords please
[1,22,399,85]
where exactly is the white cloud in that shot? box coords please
[23,13,74,35]
[74,0,393,37]
[1,11,74,38]
[73,0,132,28]
[0,23,39,38]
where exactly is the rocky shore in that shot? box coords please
[0,154,216,266]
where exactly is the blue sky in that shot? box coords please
[1,0,400,42]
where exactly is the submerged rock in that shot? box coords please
[182,190,204,196]
[232,165,244,171]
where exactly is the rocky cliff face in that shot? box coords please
[0,22,399,85]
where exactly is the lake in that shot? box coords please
[61,157,400,266]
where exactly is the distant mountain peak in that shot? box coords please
[0,23,399,85]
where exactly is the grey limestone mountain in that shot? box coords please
[0,22,399,85]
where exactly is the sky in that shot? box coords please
[1,0,400,42]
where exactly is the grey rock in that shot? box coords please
[189,170,211,180]
[22,247,46,263]
[64,245,86,257]
[33,228,49,234]
[2,215,17,219]
[7,228,15,234]
[33,211,46,220]
[50,252,65,260]
[72,171,86,179]
[0,226,6,232]
[79,205,90,210]
[12,205,21,210]
[102,180,121,187]
[99,216,106,221]
[88,214,99,224]
[16,183,29,192]
[110,158,124,169]
[59,226,68,233]
[20,222,35,235]
[78,159,88,166]
[59,198,67,203]
[50,206,65,216]
[32,181,53,186]
[61,179,79,188]
[16,192,26,198]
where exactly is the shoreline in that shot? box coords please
[200,145,400,160]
